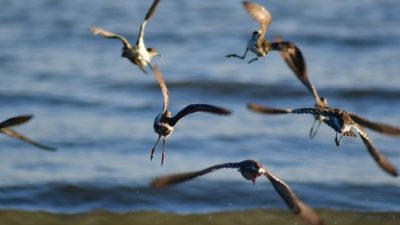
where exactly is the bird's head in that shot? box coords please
[147,47,160,58]
[238,160,265,184]
[318,97,328,107]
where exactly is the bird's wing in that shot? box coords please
[90,26,132,49]
[136,0,161,46]
[168,104,231,127]
[150,162,241,188]
[352,124,398,177]
[247,103,292,114]
[242,1,272,39]
[0,115,33,129]
[152,66,169,113]
[350,113,400,136]
[1,127,56,151]
[247,104,317,116]
[264,172,324,225]
[272,37,323,106]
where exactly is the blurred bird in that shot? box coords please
[274,36,400,138]
[151,67,232,165]
[90,0,161,74]
[226,1,305,67]
[247,104,398,177]
[0,115,56,151]
[151,159,324,225]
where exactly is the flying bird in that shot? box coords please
[0,115,56,151]
[90,0,161,74]
[247,104,398,177]
[226,1,305,67]
[274,36,400,138]
[151,67,232,165]
[151,159,324,225]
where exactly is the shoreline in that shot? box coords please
[0,209,399,225]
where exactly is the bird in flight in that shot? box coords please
[151,66,232,165]
[226,1,305,67]
[247,104,398,177]
[91,0,161,74]
[274,37,400,138]
[151,159,325,225]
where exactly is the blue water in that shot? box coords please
[0,0,399,213]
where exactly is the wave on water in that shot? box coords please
[0,181,399,214]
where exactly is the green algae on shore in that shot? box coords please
[0,209,398,225]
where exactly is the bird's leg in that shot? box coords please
[150,135,161,160]
[146,61,154,71]
[139,66,148,74]
[226,48,248,59]
[309,119,322,139]
[248,57,259,64]
[335,133,343,147]
[161,138,166,166]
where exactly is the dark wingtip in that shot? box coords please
[247,103,289,114]
[221,108,233,115]
[0,114,34,129]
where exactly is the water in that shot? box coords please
[0,0,399,214]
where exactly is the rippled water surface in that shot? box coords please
[0,0,399,213]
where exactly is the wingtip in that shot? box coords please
[90,26,100,35]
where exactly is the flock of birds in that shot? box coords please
[2,1,399,225]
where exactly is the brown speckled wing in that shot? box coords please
[152,66,169,113]
[169,104,231,127]
[1,127,56,151]
[242,1,272,39]
[263,172,325,225]
[353,124,398,177]
[0,115,32,129]
[150,162,241,188]
[90,26,132,49]
[350,113,400,136]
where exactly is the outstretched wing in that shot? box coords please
[1,127,56,151]
[247,103,317,116]
[264,172,324,225]
[168,104,231,127]
[90,26,132,49]
[350,113,400,136]
[242,1,272,39]
[352,125,398,177]
[0,115,33,129]
[150,162,241,188]
[247,103,292,114]
[136,0,161,46]
[273,37,324,107]
[152,66,169,113]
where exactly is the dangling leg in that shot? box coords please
[150,135,161,160]
[161,138,166,166]
[138,65,148,74]
[146,61,154,71]
[309,119,322,139]
[335,133,343,147]
[248,57,259,64]
[226,48,248,59]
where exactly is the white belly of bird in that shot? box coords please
[136,46,151,67]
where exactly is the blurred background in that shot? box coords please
[0,0,399,214]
